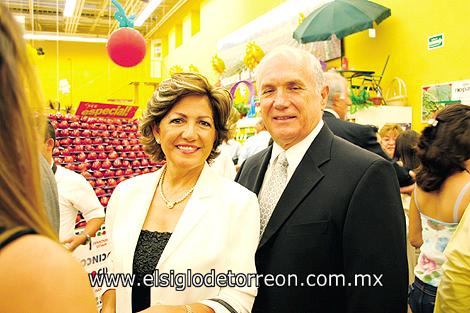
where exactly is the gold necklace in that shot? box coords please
[158,166,195,209]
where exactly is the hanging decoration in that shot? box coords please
[230,80,257,118]
[107,0,146,67]
[211,54,226,75]
[169,65,183,76]
[188,64,199,73]
[243,41,264,71]
[26,44,45,64]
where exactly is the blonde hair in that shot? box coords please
[0,5,55,238]
[379,123,403,138]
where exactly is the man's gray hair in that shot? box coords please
[255,45,324,94]
[323,71,348,109]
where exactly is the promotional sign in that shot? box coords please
[75,101,138,119]
[421,79,470,121]
[73,225,110,310]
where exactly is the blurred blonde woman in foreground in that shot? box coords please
[0,5,96,312]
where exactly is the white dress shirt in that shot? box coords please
[259,120,324,195]
[55,165,105,241]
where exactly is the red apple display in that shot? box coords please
[115,169,123,176]
[76,163,87,172]
[122,160,130,168]
[132,160,141,167]
[87,152,97,160]
[112,159,122,168]
[141,159,149,167]
[71,129,81,137]
[100,197,109,206]
[81,171,92,179]
[108,151,118,159]
[93,170,103,178]
[134,169,142,175]
[128,152,136,159]
[117,177,126,184]
[102,160,112,169]
[64,155,75,163]
[91,161,101,170]
[124,168,133,176]
[107,178,117,187]
[73,138,82,145]
[95,179,106,187]
[98,152,108,160]
[104,169,115,177]
[95,188,105,197]
[95,145,105,152]
[82,130,91,137]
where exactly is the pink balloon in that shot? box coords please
[107,28,146,67]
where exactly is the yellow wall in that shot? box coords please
[33,40,154,115]
[153,0,284,82]
[344,0,470,129]
[33,0,469,127]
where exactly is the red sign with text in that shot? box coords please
[75,101,138,119]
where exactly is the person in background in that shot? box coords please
[394,130,420,174]
[237,118,271,167]
[39,153,60,234]
[0,5,96,312]
[322,72,415,191]
[379,123,404,159]
[236,46,408,313]
[408,104,470,313]
[393,129,421,288]
[210,108,240,179]
[435,203,470,313]
[101,72,259,313]
[225,107,242,164]
[42,121,105,251]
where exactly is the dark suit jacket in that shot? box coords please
[323,111,414,187]
[236,125,408,313]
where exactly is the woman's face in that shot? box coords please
[381,133,398,158]
[154,95,216,171]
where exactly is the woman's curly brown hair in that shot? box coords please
[139,72,232,163]
[416,104,470,192]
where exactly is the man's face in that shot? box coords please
[258,54,327,150]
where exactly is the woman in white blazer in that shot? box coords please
[101,73,260,313]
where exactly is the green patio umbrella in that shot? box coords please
[293,0,391,43]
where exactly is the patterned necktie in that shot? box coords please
[258,152,289,236]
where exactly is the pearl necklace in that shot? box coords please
[158,166,195,209]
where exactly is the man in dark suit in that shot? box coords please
[236,46,408,313]
[322,71,414,189]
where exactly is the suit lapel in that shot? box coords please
[120,171,161,273]
[157,163,213,268]
[259,126,333,249]
[243,148,272,195]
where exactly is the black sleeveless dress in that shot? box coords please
[131,229,172,313]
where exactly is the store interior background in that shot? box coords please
[31,0,470,129]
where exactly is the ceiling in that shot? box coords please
[3,0,185,39]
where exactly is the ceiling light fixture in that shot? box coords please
[134,0,163,27]
[24,33,108,43]
[64,0,77,17]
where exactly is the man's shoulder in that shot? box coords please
[56,165,85,182]
[331,134,385,164]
